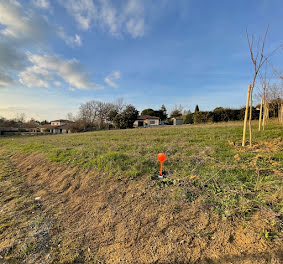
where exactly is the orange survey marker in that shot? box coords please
[157,153,166,178]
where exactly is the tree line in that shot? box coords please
[69,96,282,132]
[1,96,281,132]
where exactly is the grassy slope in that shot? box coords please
[1,121,282,217]
[0,121,282,263]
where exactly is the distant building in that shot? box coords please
[172,117,184,125]
[134,115,160,127]
[51,119,70,126]
[0,127,39,135]
[40,120,73,134]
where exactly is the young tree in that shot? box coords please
[258,66,271,131]
[193,105,200,124]
[244,26,270,146]
[244,26,281,146]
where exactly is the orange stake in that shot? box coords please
[157,153,166,177]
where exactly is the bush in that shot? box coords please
[184,113,193,124]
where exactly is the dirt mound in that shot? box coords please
[1,151,282,263]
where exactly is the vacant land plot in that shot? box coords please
[0,121,282,263]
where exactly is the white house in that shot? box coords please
[134,115,160,127]
[50,119,70,126]
[40,120,72,134]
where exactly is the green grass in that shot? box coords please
[1,120,282,218]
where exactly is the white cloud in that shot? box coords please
[19,54,103,90]
[59,0,145,38]
[124,0,145,37]
[0,0,97,90]
[58,0,96,30]
[19,64,52,88]
[32,0,50,9]
[57,27,82,47]
[0,0,49,42]
[104,71,121,88]
[126,18,144,38]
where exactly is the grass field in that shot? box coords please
[0,121,282,263]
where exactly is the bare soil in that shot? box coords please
[0,150,282,263]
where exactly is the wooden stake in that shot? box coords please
[279,104,283,124]
[262,101,266,130]
[258,97,263,131]
[242,84,251,146]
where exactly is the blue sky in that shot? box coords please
[0,0,282,120]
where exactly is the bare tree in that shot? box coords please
[66,112,75,122]
[15,113,26,123]
[244,26,271,146]
[78,101,99,126]
[114,98,126,113]
[258,65,271,130]
[78,100,120,129]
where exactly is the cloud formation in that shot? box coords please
[0,0,95,90]
[0,0,49,42]
[19,54,102,90]
[32,0,51,9]
[104,71,121,88]
[59,0,145,38]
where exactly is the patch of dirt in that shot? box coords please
[232,138,283,177]
[235,137,283,153]
[1,150,282,263]
[0,151,58,264]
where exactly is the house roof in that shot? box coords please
[56,124,72,129]
[50,119,70,123]
[40,124,53,128]
[40,124,71,129]
[137,115,159,120]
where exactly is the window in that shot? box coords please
[149,120,156,125]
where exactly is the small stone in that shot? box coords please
[35,197,41,201]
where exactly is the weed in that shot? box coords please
[261,229,277,241]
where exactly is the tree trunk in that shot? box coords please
[258,97,263,131]
[242,84,251,146]
[262,103,265,130]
